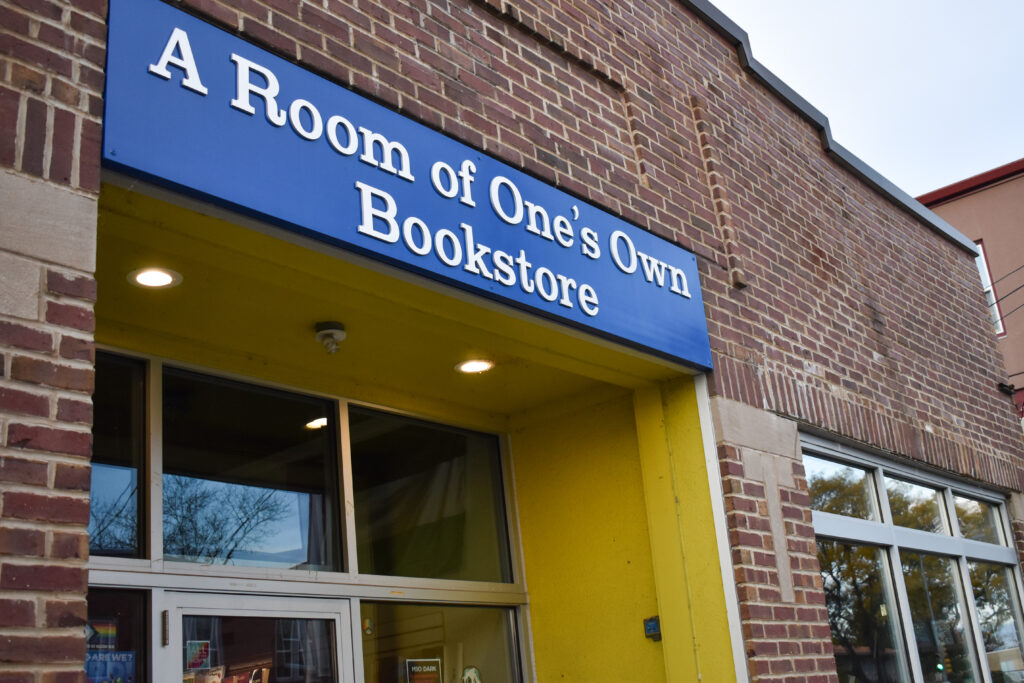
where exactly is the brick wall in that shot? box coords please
[1,0,104,680]
[3,0,1023,681]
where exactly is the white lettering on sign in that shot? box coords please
[142,25,701,332]
[355,182,600,316]
[610,230,690,298]
[148,27,208,95]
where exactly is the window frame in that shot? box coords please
[804,433,1024,683]
[88,347,531,681]
[975,240,1006,337]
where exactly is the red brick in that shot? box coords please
[46,271,98,301]
[53,464,90,491]
[2,491,89,525]
[0,322,53,353]
[0,527,46,557]
[0,85,18,166]
[10,356,94,392]
[79,118,101,192]
[1,563,87,593]
[56,397,92,424]
[49,109,75,184]
[40,673,86,683]
[20,97,46,177]
[0,386,50,417]
[59,335,94,362]
[0,456,48,486]
[241,17,297,58]
[10,63,45,94]
[7,423,92,458]
[0,599,34,627]
[45,599,87,628]
[50,532,88,560]
[0,634,84,663]
[45,301,94,332]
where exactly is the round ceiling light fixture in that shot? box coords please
[128,267,182,289]
[456,359,494,374]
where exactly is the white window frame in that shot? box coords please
[803,433,1024,683]
[88,349,530,682]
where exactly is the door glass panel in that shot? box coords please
[900,551,980,682]
[162,368,340,570]
[955,497,1004,544]
[90,352,146,557]
[182,615,336,682]
[968,561,1024,682]
[350,406,512,582]
[804,455,878,520]
[360,602,519,683]
[816,540,908,682]
[86,588,147,683]
[886,479,949,534]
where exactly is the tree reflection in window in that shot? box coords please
[805,455,877,520]
[887,480,948,535]
[969,561,1024,681]
[817,539,907,682]
[900,551,980,682]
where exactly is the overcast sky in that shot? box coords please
[707,0,1024,197]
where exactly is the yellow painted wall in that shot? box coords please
[510,392,667,683]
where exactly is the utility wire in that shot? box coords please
[1000,299,1024,323]
[989,282,1024,307]
[992,263,1024,287]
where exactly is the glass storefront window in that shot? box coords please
[969,562,1024,682]
[804,455,877,520]
[90,353,146,557]
[900,551,980,682]
[955,496,1004,545]
[350,406,512,582]
[886,478,949,535]
[807,438,1024,683]
[360,602,519,683]
[817,540,907,682]
[90,354,524,681]
[162,368,340,570]
[86,588,147,683]
[182,615,336,682]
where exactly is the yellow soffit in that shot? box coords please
[96,179,696,426]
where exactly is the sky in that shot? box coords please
[706,0,1024,197]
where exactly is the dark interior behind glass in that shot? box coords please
[162,368,340,570]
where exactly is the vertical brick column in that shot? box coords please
[1,0,105,680]
[712,398,838,682]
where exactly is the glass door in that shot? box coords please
[155,592,358,683]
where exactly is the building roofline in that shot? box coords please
[917,157,1024,207]
[681,0,979,257]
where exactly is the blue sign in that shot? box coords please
[103,0,712,369]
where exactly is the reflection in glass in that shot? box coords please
[969,561,1024,682]
[804,455,876,520]
[90,353,146,557]
[955,497,1003,544]
[360,602,519,683]
[900,551,980,682]
[86,588,146,683]
[886,479,948,534]
[182,615,335,682]
[351,407,512,582]
[162,368,339,570]
[817,540,907,682]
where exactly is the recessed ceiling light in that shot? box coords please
[456,359,494,374]
[305,417,328,430]
[128,267,182,288]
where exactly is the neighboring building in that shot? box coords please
[1,1,1023,682]
[919,159,1024,424]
